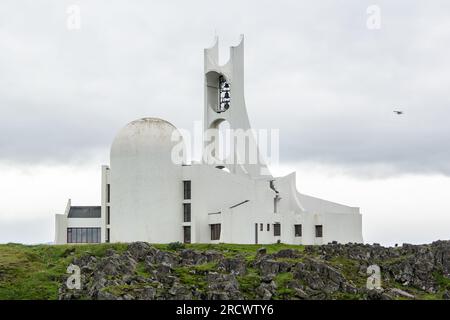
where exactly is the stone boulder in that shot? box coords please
[217,256,247,275]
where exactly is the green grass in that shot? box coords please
[189,243,305,263]
[1,242,446,300]
[0,242,304,300]
[273,272,295,298]
[331,292,362,300]
[237,268,261,299]
[434,271,450,291]
[172,266,207,293]
[0,243,128,300]
[177,243,303,255]
[135,262,151,278]
[328,256,366,288]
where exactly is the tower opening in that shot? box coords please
[206,71,230,114]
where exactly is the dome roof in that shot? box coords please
[111,117,182,156]
[124,117,177,130]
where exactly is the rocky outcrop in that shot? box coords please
[58,241,450,300]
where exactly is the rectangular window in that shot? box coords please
[183,181,191,200]
[87,228,93,243]
[107,206,110,225]
[267,224,270,231]
[260,223,263,231]
[67,228,101,243]
[183,203,191,222]
[81,228,87,243]
[315,225,323,238]
[183,226,191,244]
[67,228,72,243]
[273,223,281,236]
[295,224,302,237]
[210,224,221,241]
[106,228,110,243]
[274,197,278,213]
[107,184,111,203]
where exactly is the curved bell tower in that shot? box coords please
[203,35,272,178]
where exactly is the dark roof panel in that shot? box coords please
[68,206,101,218]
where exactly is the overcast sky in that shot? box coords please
[0,0,449,245]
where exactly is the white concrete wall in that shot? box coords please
[66,218,103,228]
[298,193,360,215]
[179,162,363,245]
[54,214,67,244]
[184,163,278,244]
[110,118,184,243]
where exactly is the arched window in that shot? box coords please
[206,72,231,114]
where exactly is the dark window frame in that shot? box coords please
[315,225,323,238]
[295,224,302,237]
[183,226,191,244]
[210,224,221,241]
[183,203,191,222]
[67,228,73,243]
[183,181,191,200]
[273,223,281,236]
[67,227,101,243]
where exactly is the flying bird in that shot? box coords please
[393,110,404,115]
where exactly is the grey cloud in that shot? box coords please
[1,0,450,175]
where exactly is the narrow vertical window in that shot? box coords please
[183,203,191,222]
[295,224,302,237]
[315,225,323,238]
[107,206,110,225]
[274,197,277,213]
[183,181,191,200]
[81,228,87,243]
[107,184,111,203]
[267,224,270,231]
[106,228,110,243]
[183,226,191,244]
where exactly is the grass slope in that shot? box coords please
[0,243,300,300]
[0,242,446,300]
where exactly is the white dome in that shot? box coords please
[109,117,184,243]
[111,117,179,153]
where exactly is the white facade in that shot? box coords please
[54,36,363,245]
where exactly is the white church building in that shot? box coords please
[54,36,363,245]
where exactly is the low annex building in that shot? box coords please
[54,36,363,245]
